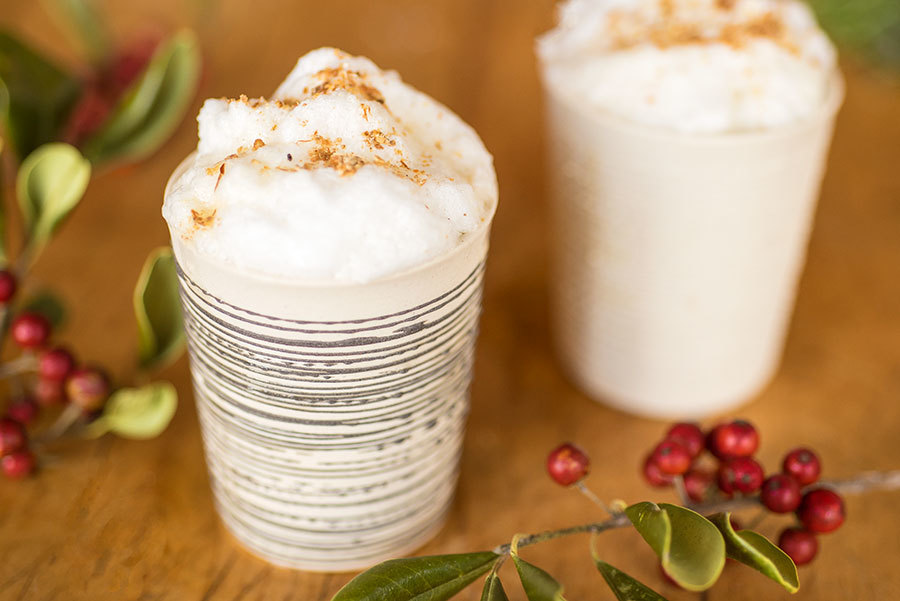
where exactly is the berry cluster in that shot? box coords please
[641,420,844,567]
[0,270,111,479]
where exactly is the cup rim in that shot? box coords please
[538,65,845,144]
[164,153,497,290]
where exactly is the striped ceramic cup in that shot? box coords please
[165,158,494,572]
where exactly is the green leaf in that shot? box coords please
[40,0,110,63]
[510,537,565,601]
[134,247,185,370]
[809,0,900,68]
[83,30,200,165]
[0,32,81,160]
[625,502,725,592]
[21,290,66,328]
[480,572,509,601]
[709,513,799,594]
[331,552,500,601]
[15,143,91,254]
[594,560,669,601]
[88,382,177,439]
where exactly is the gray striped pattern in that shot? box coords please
[177,262,485,571]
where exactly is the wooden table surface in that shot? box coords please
[2,1,899,600]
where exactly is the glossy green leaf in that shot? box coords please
[625,502,725,592]
[594,560,669,601]
[0,32,81,159]
[331,552,500,601]
[16,143,91,253]
[21,290,66,328]
[134,247,185,370]
[83,30,200,165]
[88,382,177,439]
[480,572,509,601]
[510,537,565,601]
[709,513,799,594]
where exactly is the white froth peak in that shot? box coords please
[163,48,497,283]
[537,0,838,133]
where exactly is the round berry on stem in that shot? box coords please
[651,440,692,476]
[717,457,765,495]
[65,367,111,412]
[34,377,67,407]
[0,418,27,456]
[665,422,705,458]
[642,454,674,487]
[797,488,845,534]
[6,397,38,425]
[10,312,52,349]
[760,473,802,513]
[782,448,821,486]
[546,443,590,487]
[0,270,17,303]
[38,347,76,381]
[778,527,818,566]
[1,449,36,479]
[683,468,713,503]
[706,420,759,459]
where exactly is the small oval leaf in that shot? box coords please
[594,560,669,601]
[16,142,90,251]
[709,513,799,594]
[83,30,200,165]
[510,538,566,601]
[331,552,500,601]
[94,382,177,439]
[21,290,66,328]
[625,502,725,592]
[134,247,185,370]
[480,572,510,601]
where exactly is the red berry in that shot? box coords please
[665,422,704,458]
[683,468,713,503]
[761,474,802,513]
[0,418,27,456]
[717,457,765,494]
[6,397,38,425]
[546,443,590,486]
[38,347,76,381]
[1,449,36,479]
[0,270,17,303]
[34,377,67,407]
[778,527,818,566]
[643,454,674,487]
[65,368,111,412]
[797,489,845,534]
[782,448,821,486]
[652,440,692,476]
[706,420,759,459]
[10,312,52,349]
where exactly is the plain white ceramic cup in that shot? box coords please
[165,156,494,571]
[541,74,844,419]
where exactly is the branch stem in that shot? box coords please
[493,470,900,556]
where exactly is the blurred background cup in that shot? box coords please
[165,156,495,572]
[540,72,844,419]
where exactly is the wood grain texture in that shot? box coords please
[1,1,899,599]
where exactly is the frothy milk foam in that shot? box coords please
[163,48,497,283]
[537,0,837,132]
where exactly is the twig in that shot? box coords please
[493,470,900,556]
[574,481,616,517]
[0,355,37,379]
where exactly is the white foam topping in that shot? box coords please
[537,0,838,133]
[163,48,497,283]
